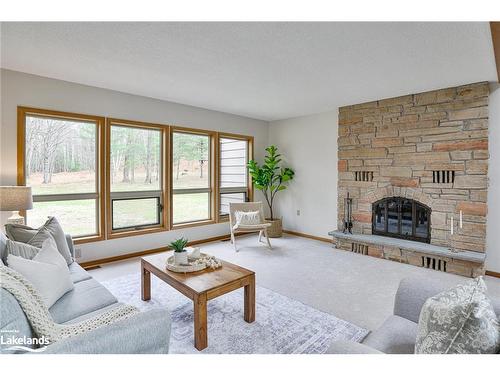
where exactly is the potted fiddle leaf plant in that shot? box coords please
[247,145,295,237]
[169,237,189,265]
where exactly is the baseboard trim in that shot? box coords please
[79,246,169,269]
[485,270,500,278]
[283,230,333,244]
[78,233,252,269]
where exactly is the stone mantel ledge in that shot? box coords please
[328,230,485,264]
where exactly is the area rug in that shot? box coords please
[101,274,369,354]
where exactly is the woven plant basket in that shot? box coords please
[265,218,282,238]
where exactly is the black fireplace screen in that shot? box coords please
[372,197,431,243]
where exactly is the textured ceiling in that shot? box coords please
[1,22,497,121]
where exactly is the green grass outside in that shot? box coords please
[27,185,211,237]
[29,200,97,236]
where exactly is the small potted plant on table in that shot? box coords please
[169,237,189,265]
[247,145,295,238]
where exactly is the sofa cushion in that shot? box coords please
[5,218,73,265]
[49,278,117,324]
[4,223,38,243]
[65,234,75,259]
[7,237,74,308]
[69,262,92,284]
[326,340,384,354]
[63,302,125,324]
[41,217,73,265]
[0,288,35,353]
[5,239,40,260]
[0,232,7,264]
[415,277,500,354]
[363,315,418,354]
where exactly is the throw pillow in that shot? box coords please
[5,239,40,260]
[235,210,261,225]
[41,217,73,265]
[415,277,500,354]
[6,237,74,308]
[5,217,73,265]
[4,223,37,243]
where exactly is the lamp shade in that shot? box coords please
[0,186,33,211]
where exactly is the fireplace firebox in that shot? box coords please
[372,197,431,243]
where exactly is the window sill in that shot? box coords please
[171,219,216,230]
[74,235,105,245]
[107,225,168,240]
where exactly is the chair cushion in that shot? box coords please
[363,315,418,354]
[49,278,117,323]
[235,210,261,225]
[69,262,92,284]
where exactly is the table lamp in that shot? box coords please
[0,186,33,225]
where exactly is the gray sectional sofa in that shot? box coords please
[0,233,171,354]
[327,276,500,354]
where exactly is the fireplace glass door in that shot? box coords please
[372,197,430,243]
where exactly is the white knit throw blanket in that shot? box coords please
[0,264,139,346]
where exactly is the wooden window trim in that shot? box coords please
[105,118,169,239]
[18,107,255,244]
[217,132,254,223]
[170,126,216,228]
[17,106,106,243]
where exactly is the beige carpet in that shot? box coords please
[89,233,500,332]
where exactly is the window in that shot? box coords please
[107,119,166,233]
[218,135,252,218]
[18,107,254,243]
[171,129,213,225]
[18,108,104,240]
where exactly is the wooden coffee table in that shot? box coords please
[140,252,255,351]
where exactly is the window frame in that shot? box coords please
[17,107,106,244]
[17,107,255,244]
[169,126,216,229]
[216,132,254,222]
[111,196,162,231]
[105,118,169,239]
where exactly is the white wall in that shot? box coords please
[486,83,500,273]
[0,69,268,262]
[268,110,338,239]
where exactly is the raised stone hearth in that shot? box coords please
[329,230,485,277]
[336,82,489,277]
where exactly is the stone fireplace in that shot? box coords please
[330,82,489,277]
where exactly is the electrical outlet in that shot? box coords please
[74,248,82,259]
[296,210,301,216]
